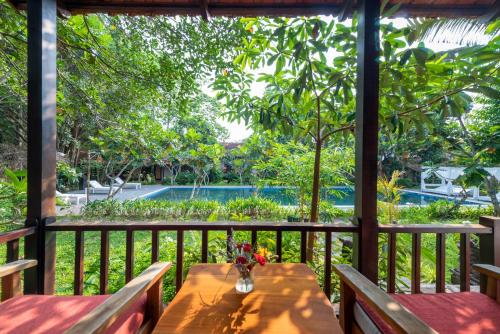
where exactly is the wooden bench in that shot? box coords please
[334,264,500,334]
[0,259,171,334]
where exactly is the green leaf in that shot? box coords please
[382,3,401,18]
[399,49,412,66]
[412,48,427,67]
[383,41,392,61]
[471,86,500,99]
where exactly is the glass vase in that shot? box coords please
[235,269,254,293]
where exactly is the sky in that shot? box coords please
[206,17,489,142]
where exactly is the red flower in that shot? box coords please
[243,243,252,252]
[253,253,266,266]
[247,264,253,271]
[236,256,247,264]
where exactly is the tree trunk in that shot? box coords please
[485,176,500,217]
[307,138,322,262]
[86,151,91,204]
[190,178,197,199]
[310,139,322,222]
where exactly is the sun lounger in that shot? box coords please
[114,176,142,189]
[88,180,122,194]
[56,190,87,205]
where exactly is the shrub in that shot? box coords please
[399,201,493,223]
[396,177,417,188]
[425,200,458,219]
[81,200,122,217]
[425,200,493,220]
[319,201,352,222]
[223,171,240,184]
[175,172,196,185]
[178,200,221,220]
[225,197,286,220]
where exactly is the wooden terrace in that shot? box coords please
[1,0,499,333]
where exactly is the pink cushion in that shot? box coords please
[0,294,146,334]
[360,292,500,334]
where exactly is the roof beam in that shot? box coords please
[7,1,494,18]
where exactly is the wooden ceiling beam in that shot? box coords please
[6,1,495,18]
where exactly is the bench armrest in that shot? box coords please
[333,264,436,334]
[0,260,37,278]
[65,261,172,334]
[474,264,500,301]
[0,260,37,302]
[474,264,500,280]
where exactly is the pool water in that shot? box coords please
[145,186,472,206]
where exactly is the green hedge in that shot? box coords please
[81,197,354,221]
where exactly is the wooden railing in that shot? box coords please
[44,220,358,298]
[1,217,498,300]
[378,223,492,294]
[0,226,36,301]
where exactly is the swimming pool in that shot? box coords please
[144,186,476,206]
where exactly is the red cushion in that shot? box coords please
[360,292,500,334]
[0,294,146,334]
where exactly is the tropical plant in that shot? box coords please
[91,115,176,198]
[255,142,354,221]
[0,168,27,226]
[214,15,500,225]
[377,170,403,224]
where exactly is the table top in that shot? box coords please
[153,263,342,334]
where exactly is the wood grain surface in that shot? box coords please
[153,263,341,334]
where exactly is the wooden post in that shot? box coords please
[352,0,380,283]
[74,231,84,295]
[339,280,355,334]
[479,216,500,295]
[24,0,58,295]
[1,239,21,301]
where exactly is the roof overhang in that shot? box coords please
[6,0,500,18]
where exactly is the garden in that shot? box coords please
[0,0,499,301]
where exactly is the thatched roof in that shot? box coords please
[7,0,499,18]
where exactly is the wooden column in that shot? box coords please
[352,0,380,283]
[479,216,500,295]
[24,0,58,295]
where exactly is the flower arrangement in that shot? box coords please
[227,232,274,293]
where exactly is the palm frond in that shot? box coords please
[409,16,500,46]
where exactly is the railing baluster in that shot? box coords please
[1,238,21,301]
[411,233,421,294]
[251,230,257,245]
[460,233,471,292]
[151,230,159,263]
[388,232,396,293]
[300,231,307,263]
[276,230,282,263]
[226,229,233,263]
[100,230,109,295]
[74,231,84,295]
[436,233,446,293]
[201,230,208,263]
[6,239,19,262]
[125,230,134,283]
[176,230,184,293]
[324,231,332,299]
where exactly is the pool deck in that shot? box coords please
[67,184,168,201]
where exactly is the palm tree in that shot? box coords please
[408,13,500,46]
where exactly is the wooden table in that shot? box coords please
[153,263,342,334]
